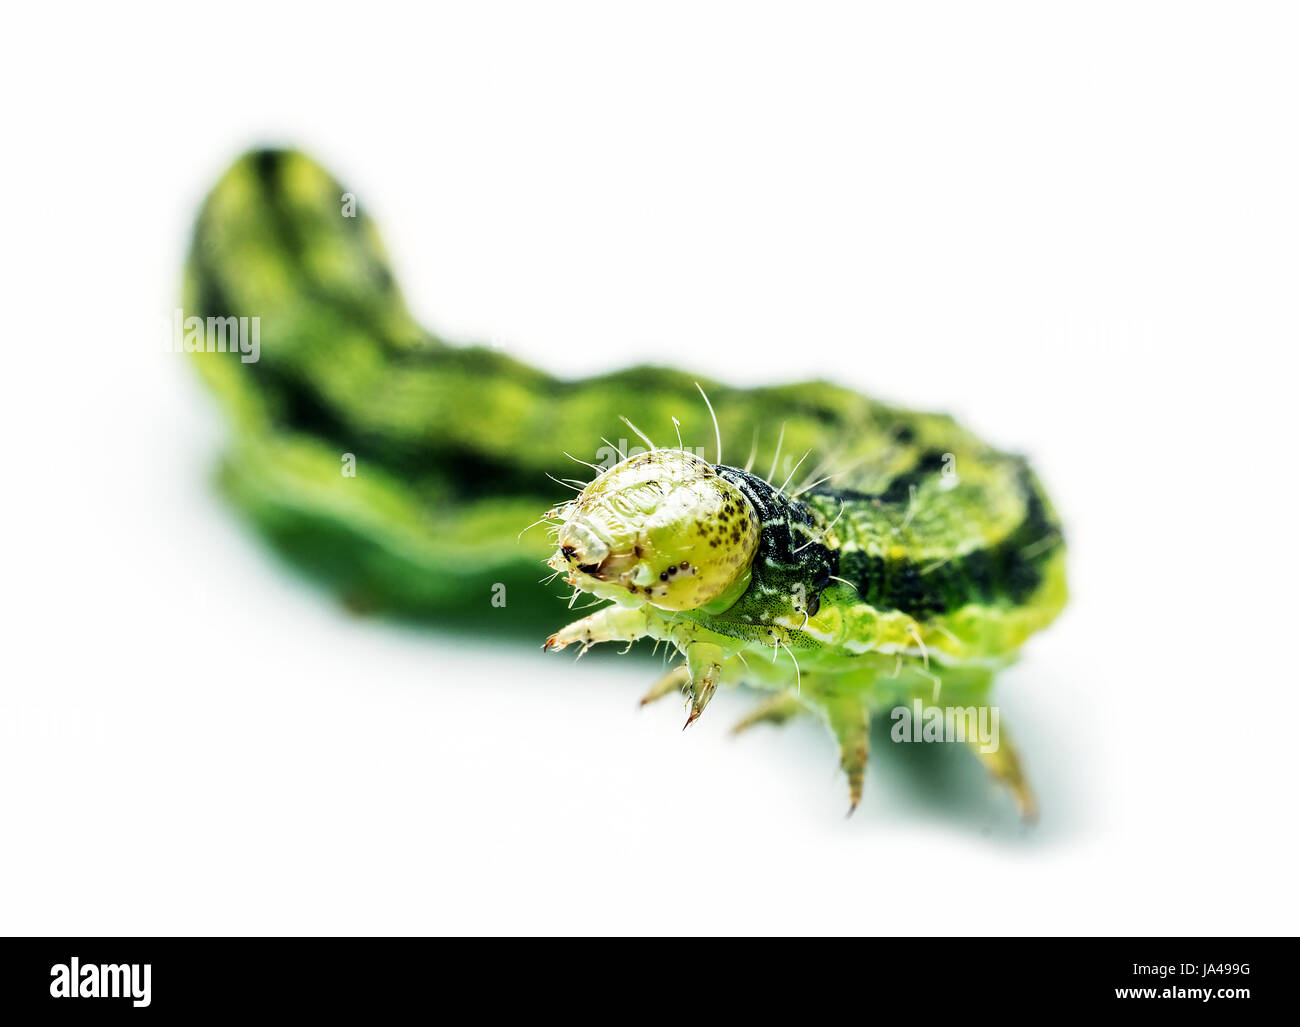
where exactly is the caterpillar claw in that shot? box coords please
[970,722,1038,823]
[822,693,869,816]
[544,605,653,656]
[683,642,725,728]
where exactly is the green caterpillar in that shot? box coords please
[185,148,1067,817]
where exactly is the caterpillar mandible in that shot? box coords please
[185,148,1067,818]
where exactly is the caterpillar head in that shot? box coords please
[548,450,759,611]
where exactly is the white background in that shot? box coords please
[3,2,1296,934]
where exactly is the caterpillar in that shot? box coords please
[185,148,1067,817]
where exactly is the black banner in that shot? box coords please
[0,937,1281,1018]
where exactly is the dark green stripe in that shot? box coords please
[830,466,1060,619]
[815,448,949,507]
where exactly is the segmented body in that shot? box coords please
[737,435,1066,681]
[544,442,1065,815]
[187,148,1067,816]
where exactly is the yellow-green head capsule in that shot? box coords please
[549,450,758,612]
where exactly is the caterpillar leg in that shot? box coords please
[639,664,689,707]
[731,691,804,735]
[823,692,870,814]
[682,641,726,729]
[971,724,1038,823]
[544,611,728,728]
[543,605,652,654]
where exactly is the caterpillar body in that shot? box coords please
[186,149,1067,817]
